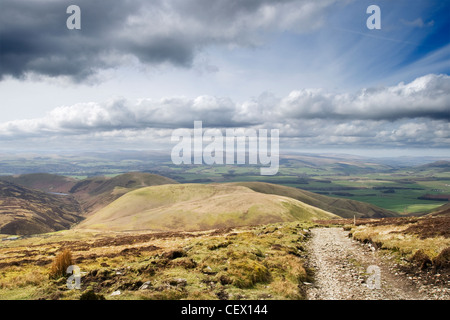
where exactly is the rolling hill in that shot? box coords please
[67,172,178,214]
[76,184,339,232]
[230,182,398,218]
[417,160,450,170]
[0,180,83,235]
[1,172,178,215]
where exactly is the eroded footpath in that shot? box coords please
[305,227,449,300]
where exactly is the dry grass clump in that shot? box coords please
[433,247,450,272]
[49,249,73,279]
[411,249,432,270]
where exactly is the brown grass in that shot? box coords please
[433,247,450,272]
[49,249,73,279]
[399,217,450,239]
[1,222,314,300]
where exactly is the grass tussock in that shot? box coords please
[49,249,73,280]
[228,260,271,288]
[433,247,450,272]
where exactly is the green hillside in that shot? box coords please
[230,182,398,218]
[69,172,178,214]
[77,184,339,232]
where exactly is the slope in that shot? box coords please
[0,173,77,194]
[1,172,179,216]
[77,184,339,232]
[68,172,178,214]
[230,182,398,218]
[0,180,83,235]
[429,202,450,217]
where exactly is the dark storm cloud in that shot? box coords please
[0,0,336,80]
[0,0,143,80]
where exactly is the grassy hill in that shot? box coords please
[230,182,398,218]
[77,184,339,232]
[0,181,83,235]
[69,172,178,214]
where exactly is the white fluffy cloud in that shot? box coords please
[273,74,450,121]
[0,74,448,149]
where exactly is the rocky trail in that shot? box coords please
[305,227,449,300]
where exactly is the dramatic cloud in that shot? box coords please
[0,96,243,139]
[0,74,448,149]
[0,0,338,80]
[274,74,450,121]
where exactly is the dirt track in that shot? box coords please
[305,227,449,300]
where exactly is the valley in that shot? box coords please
[0,153,448,300]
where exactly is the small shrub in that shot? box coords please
[49,249,73,279]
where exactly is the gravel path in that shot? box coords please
[305,227,448,300]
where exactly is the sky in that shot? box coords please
[0,0,449,157]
